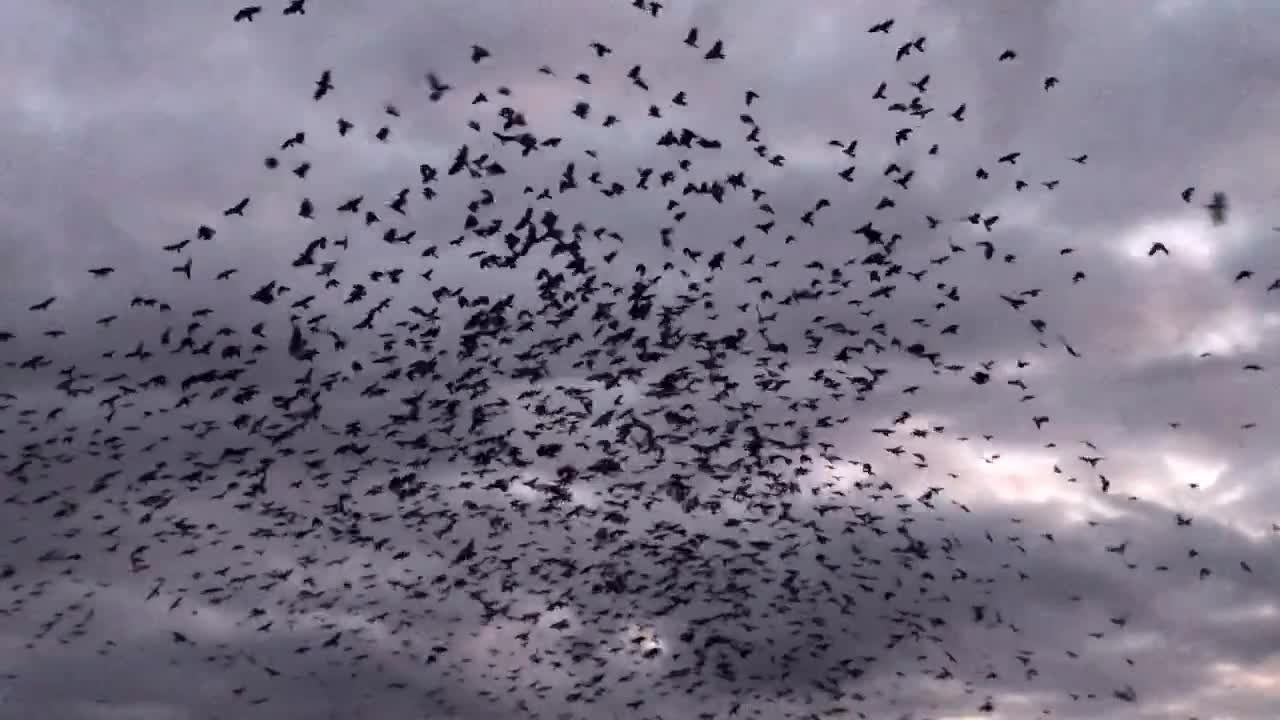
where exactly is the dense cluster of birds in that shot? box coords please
[1,2,1272,719]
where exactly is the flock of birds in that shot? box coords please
[1,2,1273,719]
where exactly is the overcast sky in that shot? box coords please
[3,2,1280,719]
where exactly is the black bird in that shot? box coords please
[1206,191,1228,225]
[313,69,333,100]
[426,72,451,102]
[224,197,250,216]
[704,40,725,60]
[233,6,261,21]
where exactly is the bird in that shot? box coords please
[309,68,330,99]
[1206,191,1228,225]
[426,72,451,101]
[313,69,333,100]
[868,18,894,33]
[233,6,261,22]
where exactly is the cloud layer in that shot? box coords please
[2,2,1279,719]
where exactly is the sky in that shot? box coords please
[2,1,1280,719]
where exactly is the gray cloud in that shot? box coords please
[2,2,1280,719]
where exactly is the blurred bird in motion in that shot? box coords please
[1206,191,1228,226]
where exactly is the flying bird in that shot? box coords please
[313,69,333,100]
[426,72,451,101]
[1206,191,1228,225]
[868,18,895,33]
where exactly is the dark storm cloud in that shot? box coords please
[2,1,1279,719]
